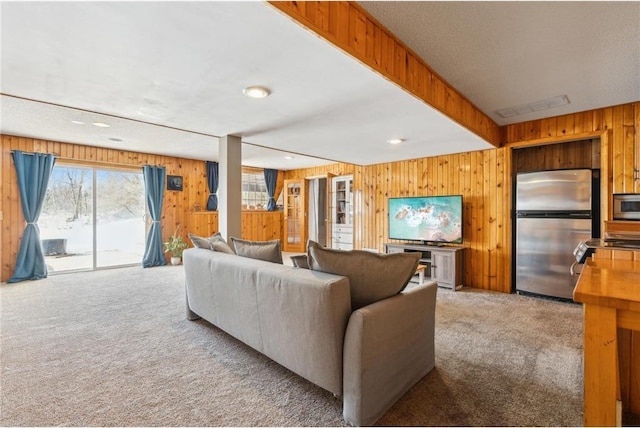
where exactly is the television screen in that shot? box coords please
[388,195,463,244]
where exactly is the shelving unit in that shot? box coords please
[283,179,306,252]
[330,175,353,250]
[384,242,465,290]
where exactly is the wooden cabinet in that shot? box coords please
[283,179,307,252]
[573,256,640,425]
[186,211,219,237]
[384,242,465,290]
[241,211,283,242]
[186,211,282,242]
[330,175,353,250]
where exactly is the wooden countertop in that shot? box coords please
[573,258,640,312]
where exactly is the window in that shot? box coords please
[241,170,282,210]
[242,172,269,209]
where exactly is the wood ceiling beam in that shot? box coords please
[268,1,501,148]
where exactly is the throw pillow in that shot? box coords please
[211,240,235,254]
[206,232,225,243]
[290,254,309,269]
[229,237,283,264]
[188,232,235,254]
[188,233,214,250]
[307,240,420,310]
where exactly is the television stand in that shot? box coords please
[384,242,465,291]
[422,240,445,247]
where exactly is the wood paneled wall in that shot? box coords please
[284,163,356,181]
[285,102,639,293]
[186,212,220,237]
[512,138,601,173]
[269,1,501,148]
[358,150,509,292]
[268,0,639,292]
[186,211,283,243]
[285,151,510,292]
[241,211,283,242]
[0,135,282,282]
[0,135,207,281]
[503,102,640,194]
[3,101,638,287]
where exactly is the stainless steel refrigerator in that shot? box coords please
[515,169,598,299]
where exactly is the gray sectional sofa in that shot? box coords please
[183,245,437,426]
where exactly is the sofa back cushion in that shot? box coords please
[188,232,235,254]
[230,237,283,264]
[211,240,235,254]
[307,240,420,310]
[290,254,310,269]
[188,233,215,250]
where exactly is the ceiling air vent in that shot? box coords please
[495,95,570,118]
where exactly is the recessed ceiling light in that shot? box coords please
[284,156,294,160]
[71,120,85,125]
[92,122,110,128]
[243,86,271,99]
[109,137,123,142]
[387,138,404,145]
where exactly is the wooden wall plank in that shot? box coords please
[623,104,636,194]
[487,149,497,289]
[636,103,640,193]
[613,105,625,193]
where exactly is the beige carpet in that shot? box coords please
[1,264,586,426]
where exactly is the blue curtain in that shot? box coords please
[264,168,278,211]
[206,161,219,211]
[8,151,56,283]
[142,165,166,268]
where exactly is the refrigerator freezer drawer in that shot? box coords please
[516,217,591,299]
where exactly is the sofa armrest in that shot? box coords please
[342,281,437,426]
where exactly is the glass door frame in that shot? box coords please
[43,161,147,274]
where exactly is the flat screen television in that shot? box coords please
[388,195,463,244]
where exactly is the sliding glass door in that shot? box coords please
[40,164,145,273]
[95,169,146,268]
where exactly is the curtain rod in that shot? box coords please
[10,150,58,158]
[10,151,153,169]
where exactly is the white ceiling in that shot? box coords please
[1,1,639,170]
[359,1,640,126]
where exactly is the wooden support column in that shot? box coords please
[219,135,242,240]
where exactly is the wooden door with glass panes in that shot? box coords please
[283,179,307,252]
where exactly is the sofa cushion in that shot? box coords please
[188,232,235,254]
[188,233,214,250]
[290,254,310,269]
[307,240,420,310]
[211,240,235,254]
[230,237,283,264]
